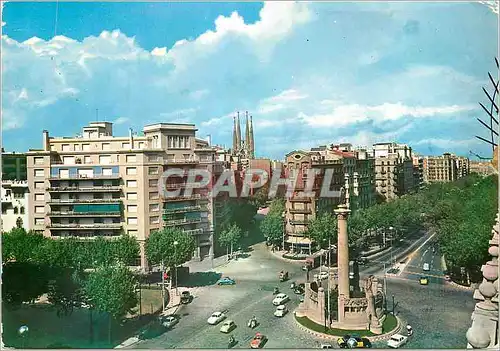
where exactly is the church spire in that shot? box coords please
[236,111,242,150]
[232,115,238,152]
[245,111,250,153]
[249,115,255,158]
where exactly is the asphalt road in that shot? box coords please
[130,231,474,349]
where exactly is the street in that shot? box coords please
[130,232,474,349]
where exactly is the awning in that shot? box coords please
[286,236,312,245]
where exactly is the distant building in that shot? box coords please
[412,155,424,190]
[2,151,27,181]
[1,180,30,232]
[469,160,495,176]
[423,153,469,183]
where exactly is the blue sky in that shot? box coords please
[1,1,498,159]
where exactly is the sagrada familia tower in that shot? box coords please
[232,111,255,159]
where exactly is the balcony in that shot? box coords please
[289,219,309,225]
[288,197,312,202]
[165,159,199,165]
[47,186,121,192]
[163,205,207,214]
[1,196,13,203]
[48,211,121,217]
[48,198,121,204]
[162,193,209,202]
[48,223,122,229]
[184,228,205,235]
[49,174,121,180]
[164,217,205,226]
[289,208,312,214]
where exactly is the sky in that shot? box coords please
[1,1,498,160]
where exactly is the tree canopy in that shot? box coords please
[218,223,243,252]
[145,227,196,267]
[259,214,283,246]
[306,212,337,250]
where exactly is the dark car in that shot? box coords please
[337,335,372,349]
[180,291,192,304]
[293,286,305,295]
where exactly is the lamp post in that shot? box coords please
[18,325,28,349]
[174,241,179,295]
[281,212,286,251]
[388,226,394,266]
[392,294,395,314]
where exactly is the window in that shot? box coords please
[122,142,131,149]
[149,179,158,188]
[63,156,75,165]
[20,207,25,214]
[150,216,160,224]
[128,230,138,236]
[62,144,71,151]
[35,218,44,225]
[127,205,138,213]
[127,180,137,188]
[84,156,91,164]
[126,167,137,176]
[82,144,90,151]
[35,206,44,214]
[99,155,112,164]
[35,181,44,189]
[14,207,18,214]
[138,142,145,149]
[102,168,113,176]
[149,203,160,212]
[35,193,45,201]
[127,192,138,200]
[34,169,44,177]
[102,143,111,150]
[34,157,44,165]
[148,167,159,175]
[149,191,159,200]
[127,217,138,225]
[126,155,137,163]
[74,144,81,151]
[78,169,94,177]
[149,154,159,162]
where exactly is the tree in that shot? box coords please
[260,214,283,247]
[218,223,243,256]
[145,227,196,268]
[250,181,270,208]
[1,262,50,306]
[84,265,138,343]
[306,212,337,250]
[268,198,285,217]
[1,228,47,263]
[114,235,140,266]
[46,267,87,317]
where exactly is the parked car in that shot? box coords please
[314,271,329,280]
[387,334,408,348]
[250,333,267,349]
[159,315,178,329]
[218,277,236,285]
[337,335,372,348]
[419,276,428,285]
[274,305,288,317]
[220,320,236,333]
[293,285,305,295]
[207,311,226,325]
[272,293,290,306]
[180,291,192,304]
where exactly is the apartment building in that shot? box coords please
[26,121,221,270]
[412,155,424,190]
[1,180,30,232]
[470,160,496,176]
[371,142,414,201]
[423,153,469,183]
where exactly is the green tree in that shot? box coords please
[46,267,87,317]
[1,228,47,263]
[114,235,140,266]
[259,214,283,247]
[1,262,50,306]
[306,212,337,250]
[268,198,285,217]
[84,265,138,343]
[145,227,196,268]
[218,223,243,256]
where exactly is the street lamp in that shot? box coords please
[18,325,28,349]
[174,241,179,295]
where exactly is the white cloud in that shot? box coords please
[113,117,130,125]
[298,103,476,127]
[258,89,308,114]
[1,1,7,27]
[160,108,198,119]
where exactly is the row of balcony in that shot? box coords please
[47,186,121,192]
[47,223,122,229]
[163,205,207,214]
[48,211,121,217]
[288,208,312,214]
[163,217,206,226]
[48,198,121,204]
[49,174,121,180]
[289,219,309,225]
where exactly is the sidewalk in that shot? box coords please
[184,256,231,273]
[268,249,308,264]
[114,288,181,349]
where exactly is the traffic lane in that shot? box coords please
[403,239,444,281]
[382,279,474,349]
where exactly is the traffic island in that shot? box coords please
[294,313,401,342]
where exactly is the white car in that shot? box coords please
[274,305,288,317]
[207,311,226,325]
[314,271,329,280]
[272,293,290,306]
[159,315,178,328]
[320,344,333,349]
[387,334,408,348]
[220,320,236,333]
[423,263,430,271]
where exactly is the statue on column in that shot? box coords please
[339,186,347,206]
[365,275,382,334]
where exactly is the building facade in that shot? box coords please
[469,160,496,176]
[231,111,255,163]
[2,152,27,181]
[26,122,223,269]
[412,155,424,190]
[371,142,414,201]
[1,180,30,232]
[423,153,470,183]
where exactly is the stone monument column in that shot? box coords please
[335,204,351,298]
